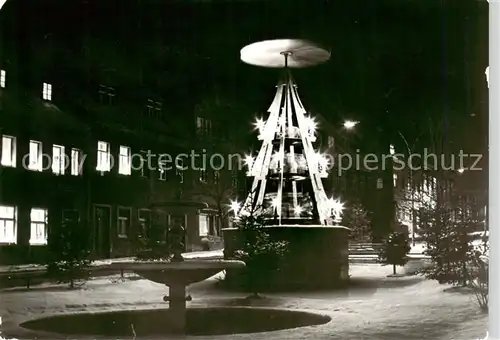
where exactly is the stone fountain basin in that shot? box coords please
[18,307,332,338]
[110,260,245,286]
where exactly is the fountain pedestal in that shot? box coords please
[164,284,189,333]
[223,225,349,290]
[110,260,245,334]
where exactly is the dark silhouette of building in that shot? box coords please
[0,2,248,264]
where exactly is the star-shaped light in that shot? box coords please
[229,200,241,214]
[303,116,317,133]
[253,117,265,131]
[328,198,344,215]
[317,153,329,169]
[244,154,254,168]
[343,120,358,129]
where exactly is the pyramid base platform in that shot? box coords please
[222,225,350,291]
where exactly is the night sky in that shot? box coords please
[0,0,489,153]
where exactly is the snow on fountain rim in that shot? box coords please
[109,259,245,270]
[223,224,350,231]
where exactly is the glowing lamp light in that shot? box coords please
[253,117,265,129]
[244,155,254,168]
[294,205,303,216]
[389,144,395,155]
[457,168,465,174]
[328,198,344,215]
[343,120,358,130]
[304,116,317,134]
[253,118,266,138]
[272,198,279,208]
[229,200,241,214]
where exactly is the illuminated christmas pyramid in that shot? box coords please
[231,39,344,226]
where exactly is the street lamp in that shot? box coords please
[457,168,465,174]
[396,131,419,246]
[343,120,359,130]
[228,200,241,222]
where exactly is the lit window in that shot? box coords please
[196,117,212,136]
[393,173,398,187]
[98,85,115,105]
[1,135,16,167]
[138,209,151,238]
[158,159,167,181]
[0,69,6,88]
[196,117,203,131]
[199,213,209,237]
[117,207,131,238]
[147,99,163,119]
[28,140,43,171]
[30,208,48,245]
[213,170,219,184]
[96,141,111,172]
[155,101,163,117]
[71,148,83,176]
[389,144,395,155]
[0,205,17,244]
[42,82,52,101]
[376,178,383,189]
[52,144,65,175]
[118,145,131,175]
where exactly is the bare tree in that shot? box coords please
[342,200,372,242]
[187,91,250,233]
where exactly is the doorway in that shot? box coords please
[93,205,111,258]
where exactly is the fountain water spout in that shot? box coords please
[169,219,186,262]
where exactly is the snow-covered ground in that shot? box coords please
[0,264,487,340]
[410,242,427,254]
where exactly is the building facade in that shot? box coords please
[0,15,248,265]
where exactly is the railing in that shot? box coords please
[268,166,308,176]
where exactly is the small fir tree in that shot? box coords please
[341,201,372,242]
[231,214,288,297]
[419,198,478,286]
[46,215,92,288]
[468,236,489,312]
[378,231,411,276]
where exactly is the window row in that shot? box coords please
[1,136,174,180]
[0,205,165,245]
[1,136,239,186]
[0,70,51,100]
[0,70,166,119]
[98,142,180,181]
[115,209,221,239]
[115,207,152,239]
[0,205,48,245]
[1,135,83,175]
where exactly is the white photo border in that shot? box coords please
[489,1,499,339]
